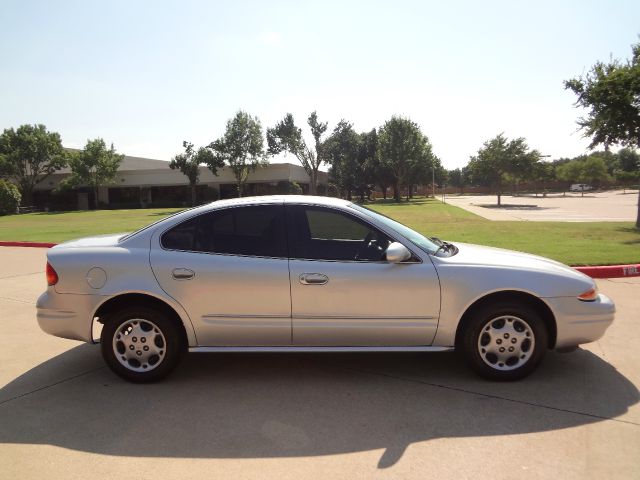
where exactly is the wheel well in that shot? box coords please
[454,291,557,349]
[94,293,188,348]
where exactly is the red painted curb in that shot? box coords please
[0,241,57,248]
[573,264,640,279]
[0,242,638,279]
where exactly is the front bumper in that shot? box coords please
[36,290,103,342]
[545,293,615,349]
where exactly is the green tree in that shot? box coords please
[170,141,219,206]
[448,168,468,194]
[377,116,437,202]
[209,110,265,197]
[65,139,123,208]
[467,133,540,206]
[564,41,640,227]
[556,159,584,193]
[0,179,21,215]
[325,120,361,200]
[556,156,611,196]
[615,169,639,193]
[614,148,640,192]
[267,111,328,195]
[369,152,395,200]
[531,161,555,196]
[617,148,640,172]
[356,129,378,201]
[0,124,67,205]
[581,155,611,187]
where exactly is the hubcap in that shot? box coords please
[112,319,166,372]
[477,315,535,371]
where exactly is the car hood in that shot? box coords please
[52,233,128,249]
[441,242,590,281]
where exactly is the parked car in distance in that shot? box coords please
[37,196,615,382]
[569,183,593,192]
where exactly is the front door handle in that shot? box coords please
[172,268,195,280]
[299,273,329,285]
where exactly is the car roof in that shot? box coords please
[204,195,352,209]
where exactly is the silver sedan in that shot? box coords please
[36,195,615,382]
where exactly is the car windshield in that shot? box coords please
[348,203,440,254]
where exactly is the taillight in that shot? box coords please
[578,287,598,301]
[46,262,59,286]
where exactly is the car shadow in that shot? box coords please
[0,345,637,468]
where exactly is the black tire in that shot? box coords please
[100,306,183,383]
[460,302,548,381]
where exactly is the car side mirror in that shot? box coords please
[385,242,412,263]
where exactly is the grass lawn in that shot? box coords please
[0,199,638,265]
[0,208,184,243]
[369,198,639,266]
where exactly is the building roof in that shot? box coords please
[58,151,172,173]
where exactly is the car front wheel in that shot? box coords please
[460,303,548,381]
[100,307,183,382]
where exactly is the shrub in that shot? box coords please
[0,180,21,215]
[276,180,303,195]
[198,184,220,203]
[316,183,328,196]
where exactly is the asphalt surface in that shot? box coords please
[445,189,638,222]
[0,247,639,479]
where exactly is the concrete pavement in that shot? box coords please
[0,247,639,479]
[445,189,638,222]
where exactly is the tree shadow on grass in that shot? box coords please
[368,199,439,207]
[476,204,551,210]
[148,211,185,216]
[32,211,88,216]
[0,346,636,468]
[616,226,640,245]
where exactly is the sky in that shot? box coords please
[1,0,639,170]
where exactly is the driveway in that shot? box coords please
[0,247,638,479]
[445,189,638,222]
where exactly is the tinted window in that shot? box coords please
[306,210,370,240]
[287,206,390,261]
[161,217,198,251]
[162,205,286,257]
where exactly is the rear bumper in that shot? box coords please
[545,293,615,349]
[36,290,102,342]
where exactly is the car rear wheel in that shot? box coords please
[460,303,548,381]
[100,307,183,382]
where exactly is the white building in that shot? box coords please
[33,154,328,209]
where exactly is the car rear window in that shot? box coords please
[161,205,286,258]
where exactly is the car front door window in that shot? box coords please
[287,206,390,261]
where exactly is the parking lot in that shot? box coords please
[445,189,638,222]
[0,246,639,479]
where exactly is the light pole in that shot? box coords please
[432,166,435,198]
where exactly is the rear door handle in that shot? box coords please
[172,268,195,280]
[299,273,329,285]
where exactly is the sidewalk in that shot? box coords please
[445,190,638,222]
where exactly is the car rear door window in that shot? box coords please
[162,205,287,258]
[160,217,198,251]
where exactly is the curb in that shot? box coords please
[0,241,58,248]
[573,264,640,279]
[0,241,638,279]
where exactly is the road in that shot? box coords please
[0,247,638,479]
